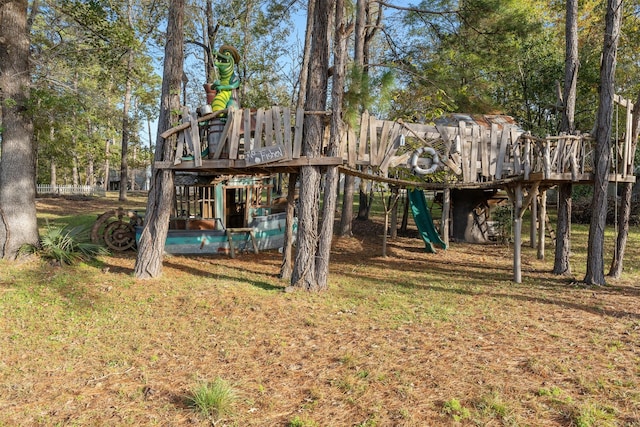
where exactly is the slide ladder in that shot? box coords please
[408,189,447,253]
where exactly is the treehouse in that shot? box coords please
[151,97,635,281]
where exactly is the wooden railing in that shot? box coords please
[162,106,634,185]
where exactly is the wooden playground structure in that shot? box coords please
[157,96,636,283]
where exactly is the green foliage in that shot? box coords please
[187,377,237,421]
[19,224,108,265]
[442,398,470,421]
[492,205,513,244]
[573,403,616,427]
[344,66,396,126]
[288,416,319,427]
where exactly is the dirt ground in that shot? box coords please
[1,194,639,426]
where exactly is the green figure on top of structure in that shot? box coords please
[209,44,241,112]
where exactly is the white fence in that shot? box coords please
[37,185,106,197]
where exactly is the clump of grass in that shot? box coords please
[573,402,616,427]
[289,415,319,427]
[442,398,470,421]
[20,224,108,265]
[187,377,237,420]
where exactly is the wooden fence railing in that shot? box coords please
[37,185,106,196]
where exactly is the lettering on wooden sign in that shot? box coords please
[246,144,287,165]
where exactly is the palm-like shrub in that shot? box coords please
[20,225,109,265]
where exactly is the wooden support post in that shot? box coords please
[530,190,537,248]
[537,189,547,260]
[441,187,450,246]
[513,184,523,283]
[226,229,236,259]
[226,227,259,258]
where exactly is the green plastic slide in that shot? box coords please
[407,189,447,253]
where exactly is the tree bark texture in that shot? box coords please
[553,183,572,275]
[0,0,39,259]
[119,47,134,202]
[561,0,579,134]
[584,0,622,286]
[291,0,333,291]
[279,173,298,280]
[316,0,347,289]
[134,0,184,278]
[609,92,640,277]
[339,174,355,236]
[554,0,578,275]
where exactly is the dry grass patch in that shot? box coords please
[0,194,639,425]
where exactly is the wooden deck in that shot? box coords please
[156,105,636,187]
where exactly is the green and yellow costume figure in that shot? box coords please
[210,45,241,112]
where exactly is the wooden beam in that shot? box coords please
[160,108,229,139]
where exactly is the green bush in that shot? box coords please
[20,224,108,265]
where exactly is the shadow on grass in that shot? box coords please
[163,257,286,292]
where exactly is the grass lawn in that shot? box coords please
[0,192,639,426]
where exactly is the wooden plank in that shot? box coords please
[459,121,469,182]
[369,115,379,166]
[436,125,453,157]
[380,122,402,173]
[254,108,265,149]
[244,108,253,151]
[246,144,287,165]
[358,111,369,161]
[377,120,392,167]
[229,108,242,159]
[347,128,357,166]
[191,112,202,167]
[512,133,521,175]
[212,110,234,159]
[283,107,292,159]
[489,123,498,177]
[175,131,185,165]
[273,106,284,147]
[495,127,509,179]
[388,152,411,168]
[481,125,490,178]
[556,135,565,173]
[523,135,530,180]
[543,137,551,178]
[623,101,632,176]
[469,125,479,180]
[265,109,274,146]
[293,107,304,158]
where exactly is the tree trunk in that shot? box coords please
[104,137,111,190]
[134,0,184,279]
[72,152,80,186]
[0,0,39,260]
[339,174,355,236]
[50,161,57,190]
[315,0,347,289]
[584,0,622,286]
[390,187,399,239]
[291,0,332,291]
[338,0,366,236]
[279,173,298,279]
[119,47,134,202]
[553,183,572,275]
[608,91,640,278]
[554,0,579,276]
